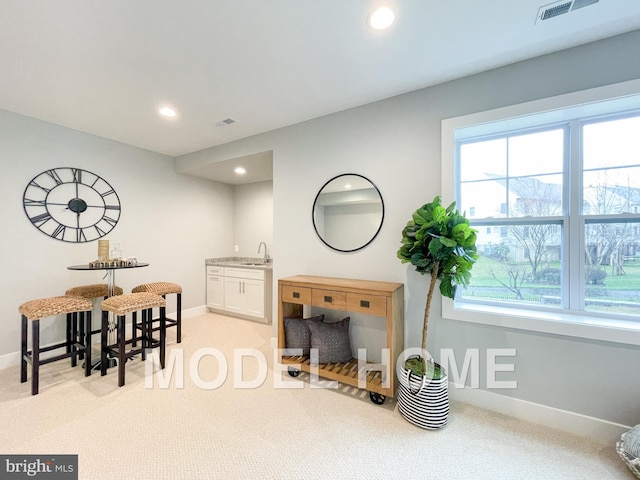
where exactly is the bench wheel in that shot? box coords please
[287,367,300,377]
[369,392,386,405]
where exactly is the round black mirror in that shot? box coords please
[312,174,384,252]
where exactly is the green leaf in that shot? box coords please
[432,205,446,223]
[445,201,456,214]
[439,237,457,248]
[428,238,442,256]
[410,253,428,268]
[452,223,470,242]
[439,279,454,299]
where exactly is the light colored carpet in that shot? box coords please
[0,313,633,479]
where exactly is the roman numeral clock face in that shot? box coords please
[23,167,121,243]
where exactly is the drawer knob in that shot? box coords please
[324,296,333,303]
[360,300,370,308]
[292,292,300,298]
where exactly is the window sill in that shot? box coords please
[442,298,640,346]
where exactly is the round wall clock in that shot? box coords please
[23,167,121,243]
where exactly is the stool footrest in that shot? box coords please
[24,347,86,365]
[136,317,178,332]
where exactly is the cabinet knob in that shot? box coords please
[360,300,370,308]
[293,292,300,299]
[324,296,333,303]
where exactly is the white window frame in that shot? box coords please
[442,79,640,346]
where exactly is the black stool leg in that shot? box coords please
[71,312,78,367]
[117,314,126,387]
[159,306,166,369]
[65,313,72,356]
[32,319,40,395]
[140,309,148,362]
[101,310,109,377]
[20,315,27,383]
[176,293,182,343]
[66,313,73,363]
[78,311,85,361]
[83,312,92,377]
[131,310,138,347]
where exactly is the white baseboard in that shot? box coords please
[449,382,630,446]
[181,305,208,318]
[0,351,19,371]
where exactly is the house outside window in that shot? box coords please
[442,81,640,343]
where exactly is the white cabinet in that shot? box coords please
[242,279,266,317]
[206,266,224,310]
[206,264,272,323]
[223,268,265,319]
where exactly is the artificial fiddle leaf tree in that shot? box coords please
[397,196,478,377]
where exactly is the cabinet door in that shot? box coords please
[243,279,265,318]
[206,275,224,309]
[224,277,243,314]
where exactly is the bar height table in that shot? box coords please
[68,262,149,369]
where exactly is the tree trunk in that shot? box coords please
[422,262,440,354]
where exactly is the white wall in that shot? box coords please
[0,109,234,364]
[176,30,640,428]
[232,180,273,258]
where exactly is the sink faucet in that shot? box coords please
[258,242,270,262]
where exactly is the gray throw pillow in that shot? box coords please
[283,315,324,356]
[307,316,352,364]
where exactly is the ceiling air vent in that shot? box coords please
[215,118,237,127]
[536,0,599,23]
[540,1,572,20]
[571,0,599,11]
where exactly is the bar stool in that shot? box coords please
[19,295,93,395]
[131,282,182,343]
[100,292,166,387]
[65,284,124,358]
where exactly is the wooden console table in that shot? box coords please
[277,275,404,404]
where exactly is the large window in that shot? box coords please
[442,82,640,343]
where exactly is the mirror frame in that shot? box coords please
[312,173,385,253]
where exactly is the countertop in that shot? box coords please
[205,257,273,270]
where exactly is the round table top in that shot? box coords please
[68,262,149,271]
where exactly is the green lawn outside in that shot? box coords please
[469,255,640,290]
[463,255,640,313]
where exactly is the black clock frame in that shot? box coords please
[23,167,121,243]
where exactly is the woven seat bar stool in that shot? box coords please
[19,295,93,395]
[131,282,182,344]
[64,284,124,359]
[100,292,166,387]
[65,283,124,299]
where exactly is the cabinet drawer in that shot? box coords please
[282,285,311,304]
[224,267,265,280]
[311,289,347,310]
[207,266,224,275]
[346,293,386,316]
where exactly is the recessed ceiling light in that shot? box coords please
[367,6,396,30]
[159,107,177,118]
[234,167,246,175]
[344,184,352,189]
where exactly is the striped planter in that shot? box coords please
[397,361,449,430]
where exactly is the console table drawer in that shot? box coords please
[311,289,347,310]
[346,293,386,316]
[282,285,312,304]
